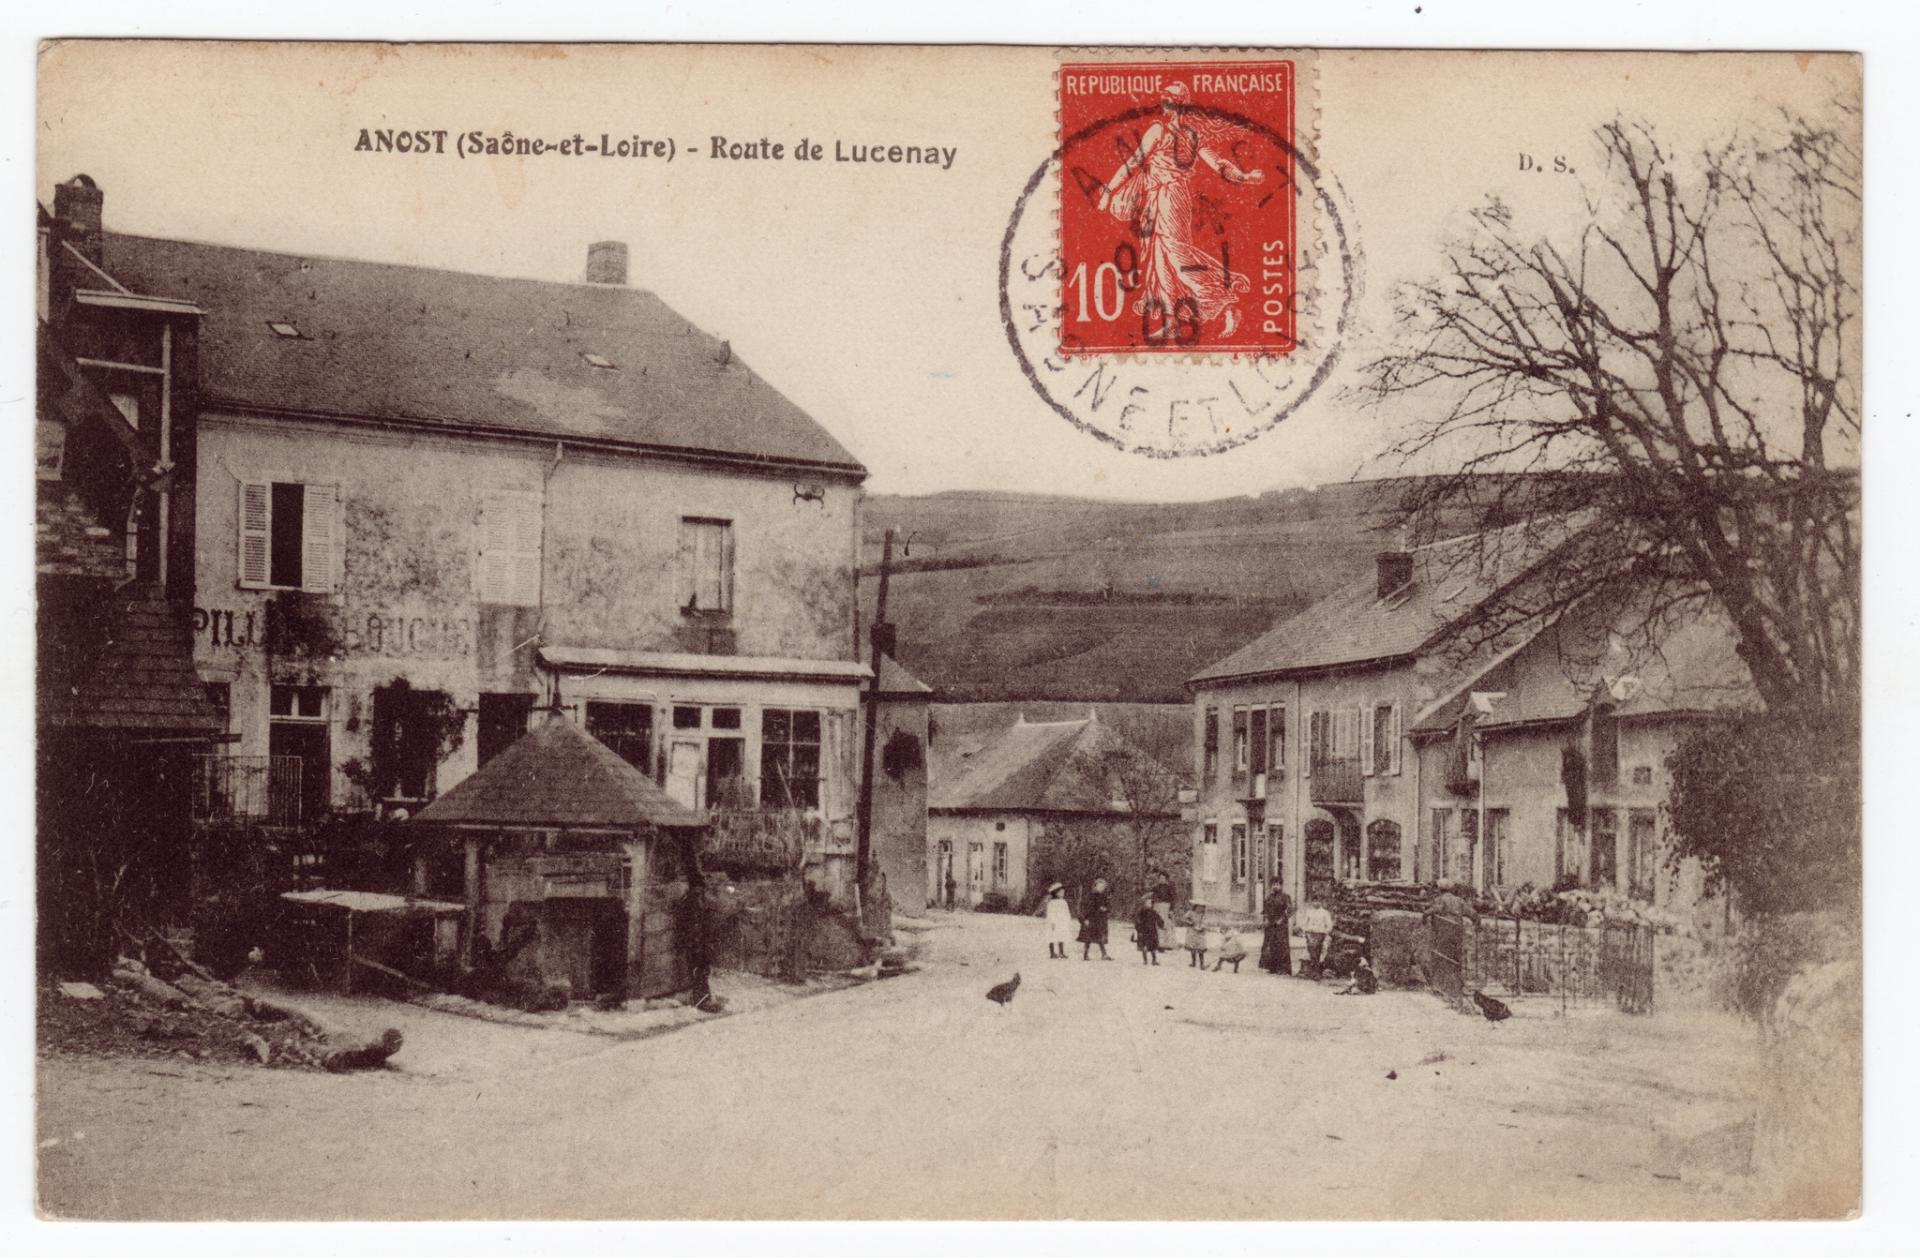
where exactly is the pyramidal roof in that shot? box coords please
[412,717,705,830]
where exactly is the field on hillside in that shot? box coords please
[860,483,1415,702]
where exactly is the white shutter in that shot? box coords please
[1360,700,1375,776]
[301,483,339,593]
[237,481,272,588]
[1390,703,1403,775]
[479,491,542,606]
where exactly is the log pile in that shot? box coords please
[98,960,404,1071]
[1328,883,1446,981]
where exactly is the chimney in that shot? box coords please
[1376,549,1414,599]
[54,174,105,266]
[584,240,628,285]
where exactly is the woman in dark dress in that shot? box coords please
[1078,877,1112,960]
[1259,886,1294,974]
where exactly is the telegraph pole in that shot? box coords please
[855,528,894,889]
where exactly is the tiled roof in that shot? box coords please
[1188,519,1579,685]
[101,233,866,476]
[1411,599,1758,735]
[413,717,706,830]
[41,588,224,735]
[930,716,1173,814]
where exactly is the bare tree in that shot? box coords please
[1363,109,1860,714]
[1032,743,1187,911]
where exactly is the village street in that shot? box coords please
[38,911,1769,1221]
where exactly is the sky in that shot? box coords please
[38,44,1856,502]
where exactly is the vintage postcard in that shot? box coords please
[32,41,1862,1222]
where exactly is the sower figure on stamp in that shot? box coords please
[1093,82,1265,339]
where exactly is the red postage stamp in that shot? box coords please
[1057,59,1298,357]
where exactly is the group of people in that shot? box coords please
[1039,877,1347,981]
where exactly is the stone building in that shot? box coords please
[38,177,927,909]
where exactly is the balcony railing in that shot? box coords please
[1308,756,1363,805]
[192,754,304,825]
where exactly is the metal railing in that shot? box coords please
[192,754,304,825]
[1308,756,1363,805]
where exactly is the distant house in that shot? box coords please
[1185,524,1576,915]
[37,176,926,910]
[1408,599,1753,918]
[929,713,1181,911]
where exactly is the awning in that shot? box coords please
[539,645,871,685]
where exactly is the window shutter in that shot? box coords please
[301,483,339,592]
[676,520,697,611]
[718,521,736,613]
[480,491,543,605]
[237,481,272,588]
[1360,700,1375,776]
[1390,703,1403,775]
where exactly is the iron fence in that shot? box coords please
[192,754,304,825]
[1459,916,1656,1014]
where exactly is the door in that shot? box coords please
[1304,817,1336,907]
[268,721,330,824]
[666,740,703,809]
[967,841,985,904]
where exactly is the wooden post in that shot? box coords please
[855,528,894,890]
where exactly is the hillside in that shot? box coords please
[860,479,1428,703]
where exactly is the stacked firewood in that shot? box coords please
[1327,883,1446,979]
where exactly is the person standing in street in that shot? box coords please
[1182,903,1210,968]
[1259,885,1294,975]
[1150,871,1177,953]
[1079,877,1113,960]
[1299,900,1334,978]
[1042,882,1076,959]
[1132,896,1162,964]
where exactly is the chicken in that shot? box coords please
[1471,989,1512,1023]
[985,973,1021,1009]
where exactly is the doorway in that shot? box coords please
[1304,817,1336,907]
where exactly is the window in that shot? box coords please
[1266,823,1284,881]
[1590,808,1618,890]
[1231,708,1249,774]
[1458,810,1479,886]
[238,479,339,591]
[268,684,330,822]
[1485,808,1511,889]
[1555,807,1587,886]
[1590,704,1620,788]
[1431,809,1453,885]
[673,705,702,730]
[678,517,734,614]
[761,708,823,810]
[1628,808,1657,901]
[1367,819,1403,882]
[1369,702,1401,775]
[368,684,453,803]
[203,681,231,733]
[478,491,542,606]
[1268,705,1286,771]
[992,841,1009,887]
[1231,823,1249,883]
[968,841,985,887]
[1307,709,1328,773]
[1631,765,1654,787]
[1249,707,1268,777]
[585,700,652,774]
[1202,706,1220,780]
[1201,822,1220,883]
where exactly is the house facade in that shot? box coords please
[1185,530,1567,915]
[52,181,917,905]
[929,713,1181,911]
[1408,602,1748,920]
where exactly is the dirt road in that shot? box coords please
[38,911,1768,1219]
